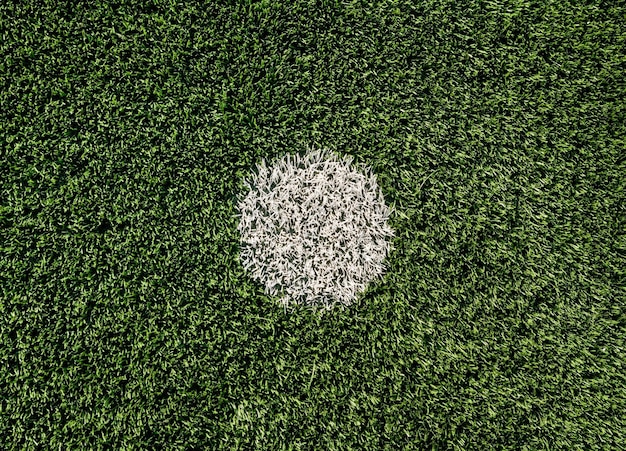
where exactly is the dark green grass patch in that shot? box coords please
[1,0,625,449]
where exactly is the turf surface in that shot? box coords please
[1,0,625,449]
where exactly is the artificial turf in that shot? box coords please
[1,0,625,449]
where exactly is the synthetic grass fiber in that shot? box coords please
[1,0,625,449]
[237,147,394,311]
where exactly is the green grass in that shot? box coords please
[1,0,625,449]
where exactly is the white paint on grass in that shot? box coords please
[236,147,394,310]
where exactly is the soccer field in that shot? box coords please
[1,0,625,449]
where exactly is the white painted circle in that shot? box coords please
[236,148,394,310]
